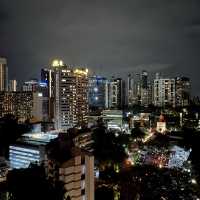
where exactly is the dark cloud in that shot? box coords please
[0,0,200,95]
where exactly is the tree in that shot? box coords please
[131,126,145,140]
[7,164,65,200]
[0,114,31,157]
[92,126,127,166]
[95,186,114,200]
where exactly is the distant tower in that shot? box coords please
[88,76,107,109]
[9,79,17,92]
[141,70,148,89]
[175,77,191,107]
[108,78,125,109]
[127,74,134,107]
[153,78,176,107]
[0,57,8,91]
[140,70,149,106]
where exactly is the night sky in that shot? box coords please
[0,0,200,95]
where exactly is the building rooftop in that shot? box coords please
[17,131,59,146]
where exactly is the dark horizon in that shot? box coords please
[0,0,200,95]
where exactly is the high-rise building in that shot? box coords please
[88,76,107,109]
[140,70,150,106]
[0,91,33,122]
[32,92,45,121]
[107,78,125,109]
[41,68,55,120]
[0,57,8,91]
[22,79,49,121]
[141,70,148,89]
[153,78,176,107]
[127,74,135,107]
[49,60,89,130]
[9,79,17,92]
[127,71,151,107]
[175,77,191,107]
[0,91,49,122]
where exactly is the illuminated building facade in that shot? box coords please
[101,110,123,130]
[153,78,176,107]
[22,79,39,92]
[127,71,151,107]
[127,74,136,106]
[140,70,151,106]
[107,78,125,109]
[0,57,8,91]
[8,79,17,92]
[50,60,89,130]
[0,91,33,122]
[175,77,191,107]
[127,73,140,106]
[88,76,107,109]
[9,132,58,169]
[23,79,49,121]
[0,91,48,122]
[9,131,94,200]
[41,68,55,120]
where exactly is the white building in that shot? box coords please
[153,78,176,107]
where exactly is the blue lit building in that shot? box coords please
[88,76,108,109]
[9,132,58,169]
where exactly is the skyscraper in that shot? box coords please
[9,79,17,92]
[0,57,8,91]
[41,68,55,121]
[127,71,151,107]
[127,74,135,107]
[140,70,150,106]
[153,77,176,107]
[107,78,125,109]
[141,70,148,89]
[22,79,49,121]
[88,76,107,109]
[50,60,88,130]
[175,77,191,107]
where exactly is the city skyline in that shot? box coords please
[1,1,200,200]
[0,0,200,96]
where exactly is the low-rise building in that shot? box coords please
[101,110,123,130]
[9,131,58,169]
